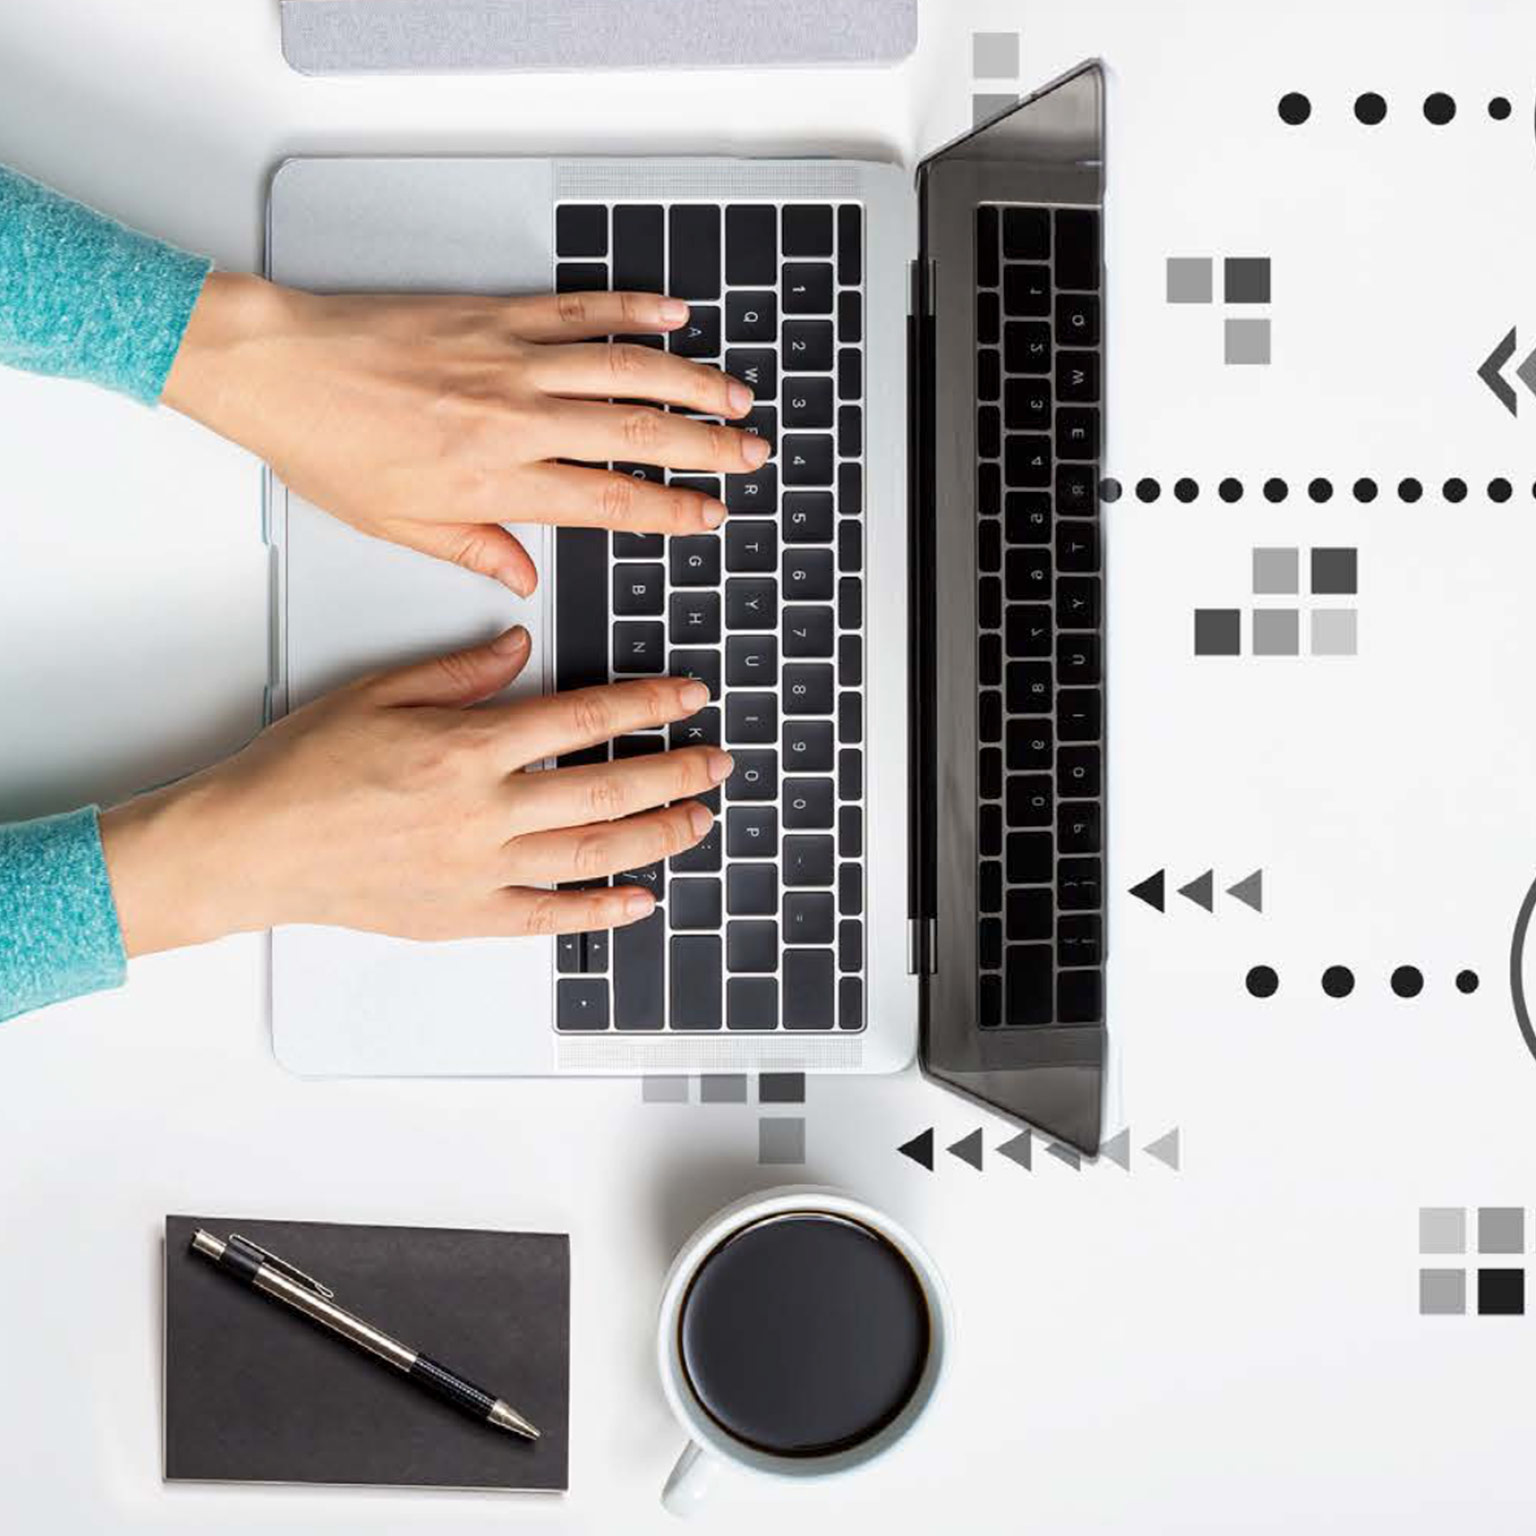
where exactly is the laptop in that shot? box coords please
[266,62,1108,1155]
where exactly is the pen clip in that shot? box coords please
[229,1233,336,1301]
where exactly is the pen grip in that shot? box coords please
[409,1353,497,1420]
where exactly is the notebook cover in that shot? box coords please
[163,1215,569,1491]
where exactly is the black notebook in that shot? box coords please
[163,1215,569,1491]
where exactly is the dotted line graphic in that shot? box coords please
[1245,965,1480,999]
[1279,92,1511,126]
[1102,476,1519,506]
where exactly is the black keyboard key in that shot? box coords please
[838,919,862,973]
[1007,774,1053,828]
[1058,745,1102,798]
[837,347,861,401]
[615,734,664,759]
[783,719,833,771]
[1005,492,1051,545]
[838,289,863,342]
[979,748,1002,801]
[667,649,721,701]
[1058,969,1103,1024]
[978,519,1001,575]
[557,528,608,693]
[1059,913,1103,967]
[837,747,861,801]
[726,290,778,343]
[979,917,1002,970]
[1056,406,1100,462]
[742,404,778,455]
[724,348,777,398]
[613,621,664,673]
[725,577,777,631]
[838,974,862,1030]
[1057,576,1102,630]
[979,860,1003,913]
[556,262,607,293]
[671,822,722,873]
[671,878,723,931]
[1005,603,1052,658]
[728,863,778,916]
[614,561,664,616]
[783,434,834,487]
[614,910,665,1029]
[978,462,1001,516]
[724,463,778,514]
[783,262,834,315]
[1003,263,1051,317]
[977,406,1001,461]
[725,519,778,573]
[1058,688,1102,743]
[1002,206,1049,260]
[1056,349,1100,403]
[976,205,1000,287]
[1006,660,1052,715]
[669,706,720,751]
[1059,857,1103,911]
[669,591,721,644]
[1057,524,1100,575]
[980,974,1003,1027]
[670,535,722,589]
[726,635,778,686]
[978,576,1001,630]
[783,777,834,829]
[1005,549,1052,603]
[670,935,722,1028]
[837,691,862,744]
[668,205,721,300]
[613,204,664,291]
[725,205,777,284]
[837,461,863,517]
[1006,719,1053,771]
[1007,831,1052,883]
[585,930,610,976]
[1055,292,1100,347]
[836,204,862,284]
[1004,435,1051,488]
[783,375,834,428]
[728,976,779,1030]
[726,920,778,973]
[782,490,833,543]
[979,690,1002,744]
[1006,887,1053,941]
[1058,800,1102,854]
[783,547,834,600]
[783,204,833,256]
[978,631,1002,687]
[557,977,609,1030]
[1003,320,1051,375]
[784,664,833,715]
[784,834,835,887]
[783,319,834,372]
[784,892,834,945]
[838,861,862,916]
[837,576,862,631]
[557,932,581,974]
[784,604,834,658]
[556,203,607,258]
[615,531,664,557]
[726,749,777,802]
[1056,465,1098,517]
[1004,945,1053,1025]
[784,949,835,1030]
[1054,208,1100,291]
[670,305,721,358]
[725,691,777,744]
[727,805,778,857]
[978,347,1001,403]
[619,860,665,900]
[838,634,862,686]
[976,291,1000,345]
[1005,378,1052,432]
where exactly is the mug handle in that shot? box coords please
[661,1439,717,1517]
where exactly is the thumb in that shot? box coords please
[368,625,532,708]
[395,519,539,598]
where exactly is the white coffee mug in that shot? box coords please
[655,1185,951,1516]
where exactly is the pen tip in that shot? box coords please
[489,1400,540,1440]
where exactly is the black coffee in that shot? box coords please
[678,1211,930,1458]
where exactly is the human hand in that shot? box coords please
[99,628,732,957]
[162,272,768,594]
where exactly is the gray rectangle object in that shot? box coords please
[280,0,918,74]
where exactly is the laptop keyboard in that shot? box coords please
[972,202,1105,1030]
[551,199,866,1034]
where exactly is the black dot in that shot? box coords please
[1353,477,1378,503]
[1100,477,1122,503]
[1391,965,1424,998]
[1322,965,1355,998]
[1444,477,1468,503]
[1489,477,1512,503]
[1308,477,1334,503]
[1399,477,1423,503]
[1490,96,1512,121]
[1424,92,1456,125]
[1219,477,1244,503]
[1246,965,1279,999]
[1355,92,1387,125]
[1174,477,1200,503]
[1263,477,1289,504]
[1279,92,1311,126]
[1136,477,1161,504]
[1456,969,1480,995]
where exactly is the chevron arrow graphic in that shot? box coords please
[1100,1127,1131,1170]
[1178,869,1214,913]
[897,1128,934,1172]
[1480,327,1518,416]
[947,1128,985,1171]
[997,1129,1033,1170]
[1518,344,1536,405]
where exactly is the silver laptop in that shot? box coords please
[266,63,1107,1154]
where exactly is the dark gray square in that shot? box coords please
[1194,609,1241,656]
[700,1074,747,1103]
[759,1072,806,1104]
[1225,257,1271,303]
[1310,547,1358,595]
[758,1118,806,1165]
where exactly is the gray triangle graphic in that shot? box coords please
[1100,1127,1131,1170]
[1226,869,1263,913]
[1518,344,1536,403]
[947,1128,984,1171]
[1045,1141,1082,1170]
[1144,1128,1181,1171]
[997,1130,1033,1170]
[898,1128,934,1172]
[1178,870,1214,912]
[1480,327,1518,416]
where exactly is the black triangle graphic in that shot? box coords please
[947,1128,985,1171]
[898,1128,935,1172]
[1129,869,1166,912]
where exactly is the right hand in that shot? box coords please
[99,628,731,957]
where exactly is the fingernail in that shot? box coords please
[500,566,536,597]
[624,890,657,918]
[491,625,530,656]
[708,749,735,782]
[727,380,753,415]
[659,298,690,324]
[702,500,727,528]
[743,435,771,468]
[688,802,714,838]
[678,680,709,710]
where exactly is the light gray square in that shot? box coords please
[758,1117,806,1165]
[1252,547,1299,595]
[1193,608,1240,656]
[1166,257,1213,304]
[1224,256,1271,303]
[641,1075,689,1103]
[1419,1268,1467,1316]
[1252,608,1299,656]
[972,92,1019,127]
[1310,547,1358,595]
[700,1073,747,1103]
[1225,317,1271,365]
[1478,1207,1525,1255]
[1311,608,1358,657]
[972,31,1019,79]
[1420,1206,1467,1254]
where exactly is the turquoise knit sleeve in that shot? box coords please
[0,163,212,404]
[0,809,127,1023]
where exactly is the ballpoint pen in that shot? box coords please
[189,1229,539,1441]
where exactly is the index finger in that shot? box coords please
[502,676,710,764]
[506,290,691,342]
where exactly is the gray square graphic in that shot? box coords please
[1420,1207,1467,1254]
[641,1076,689,1103]
[1166,257,1213,304]
[1311,608,1358,657]
[700,1074,747,1103]
[1419,1268,1467,1316]
[759,1118,806,1165]
[1252,608,1300,656]
[1252,547,1299,595]
[759,1072,806,1104]
[1225,257,1272,303]
[1225,317,1271,365]
[1310,547,1358,595]
[972,30,1019,79]
[1478,1207,1525,1255]
[972,92,1019,127]
[1194,608,1240,656]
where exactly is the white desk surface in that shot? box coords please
[3,2,1525,1531]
